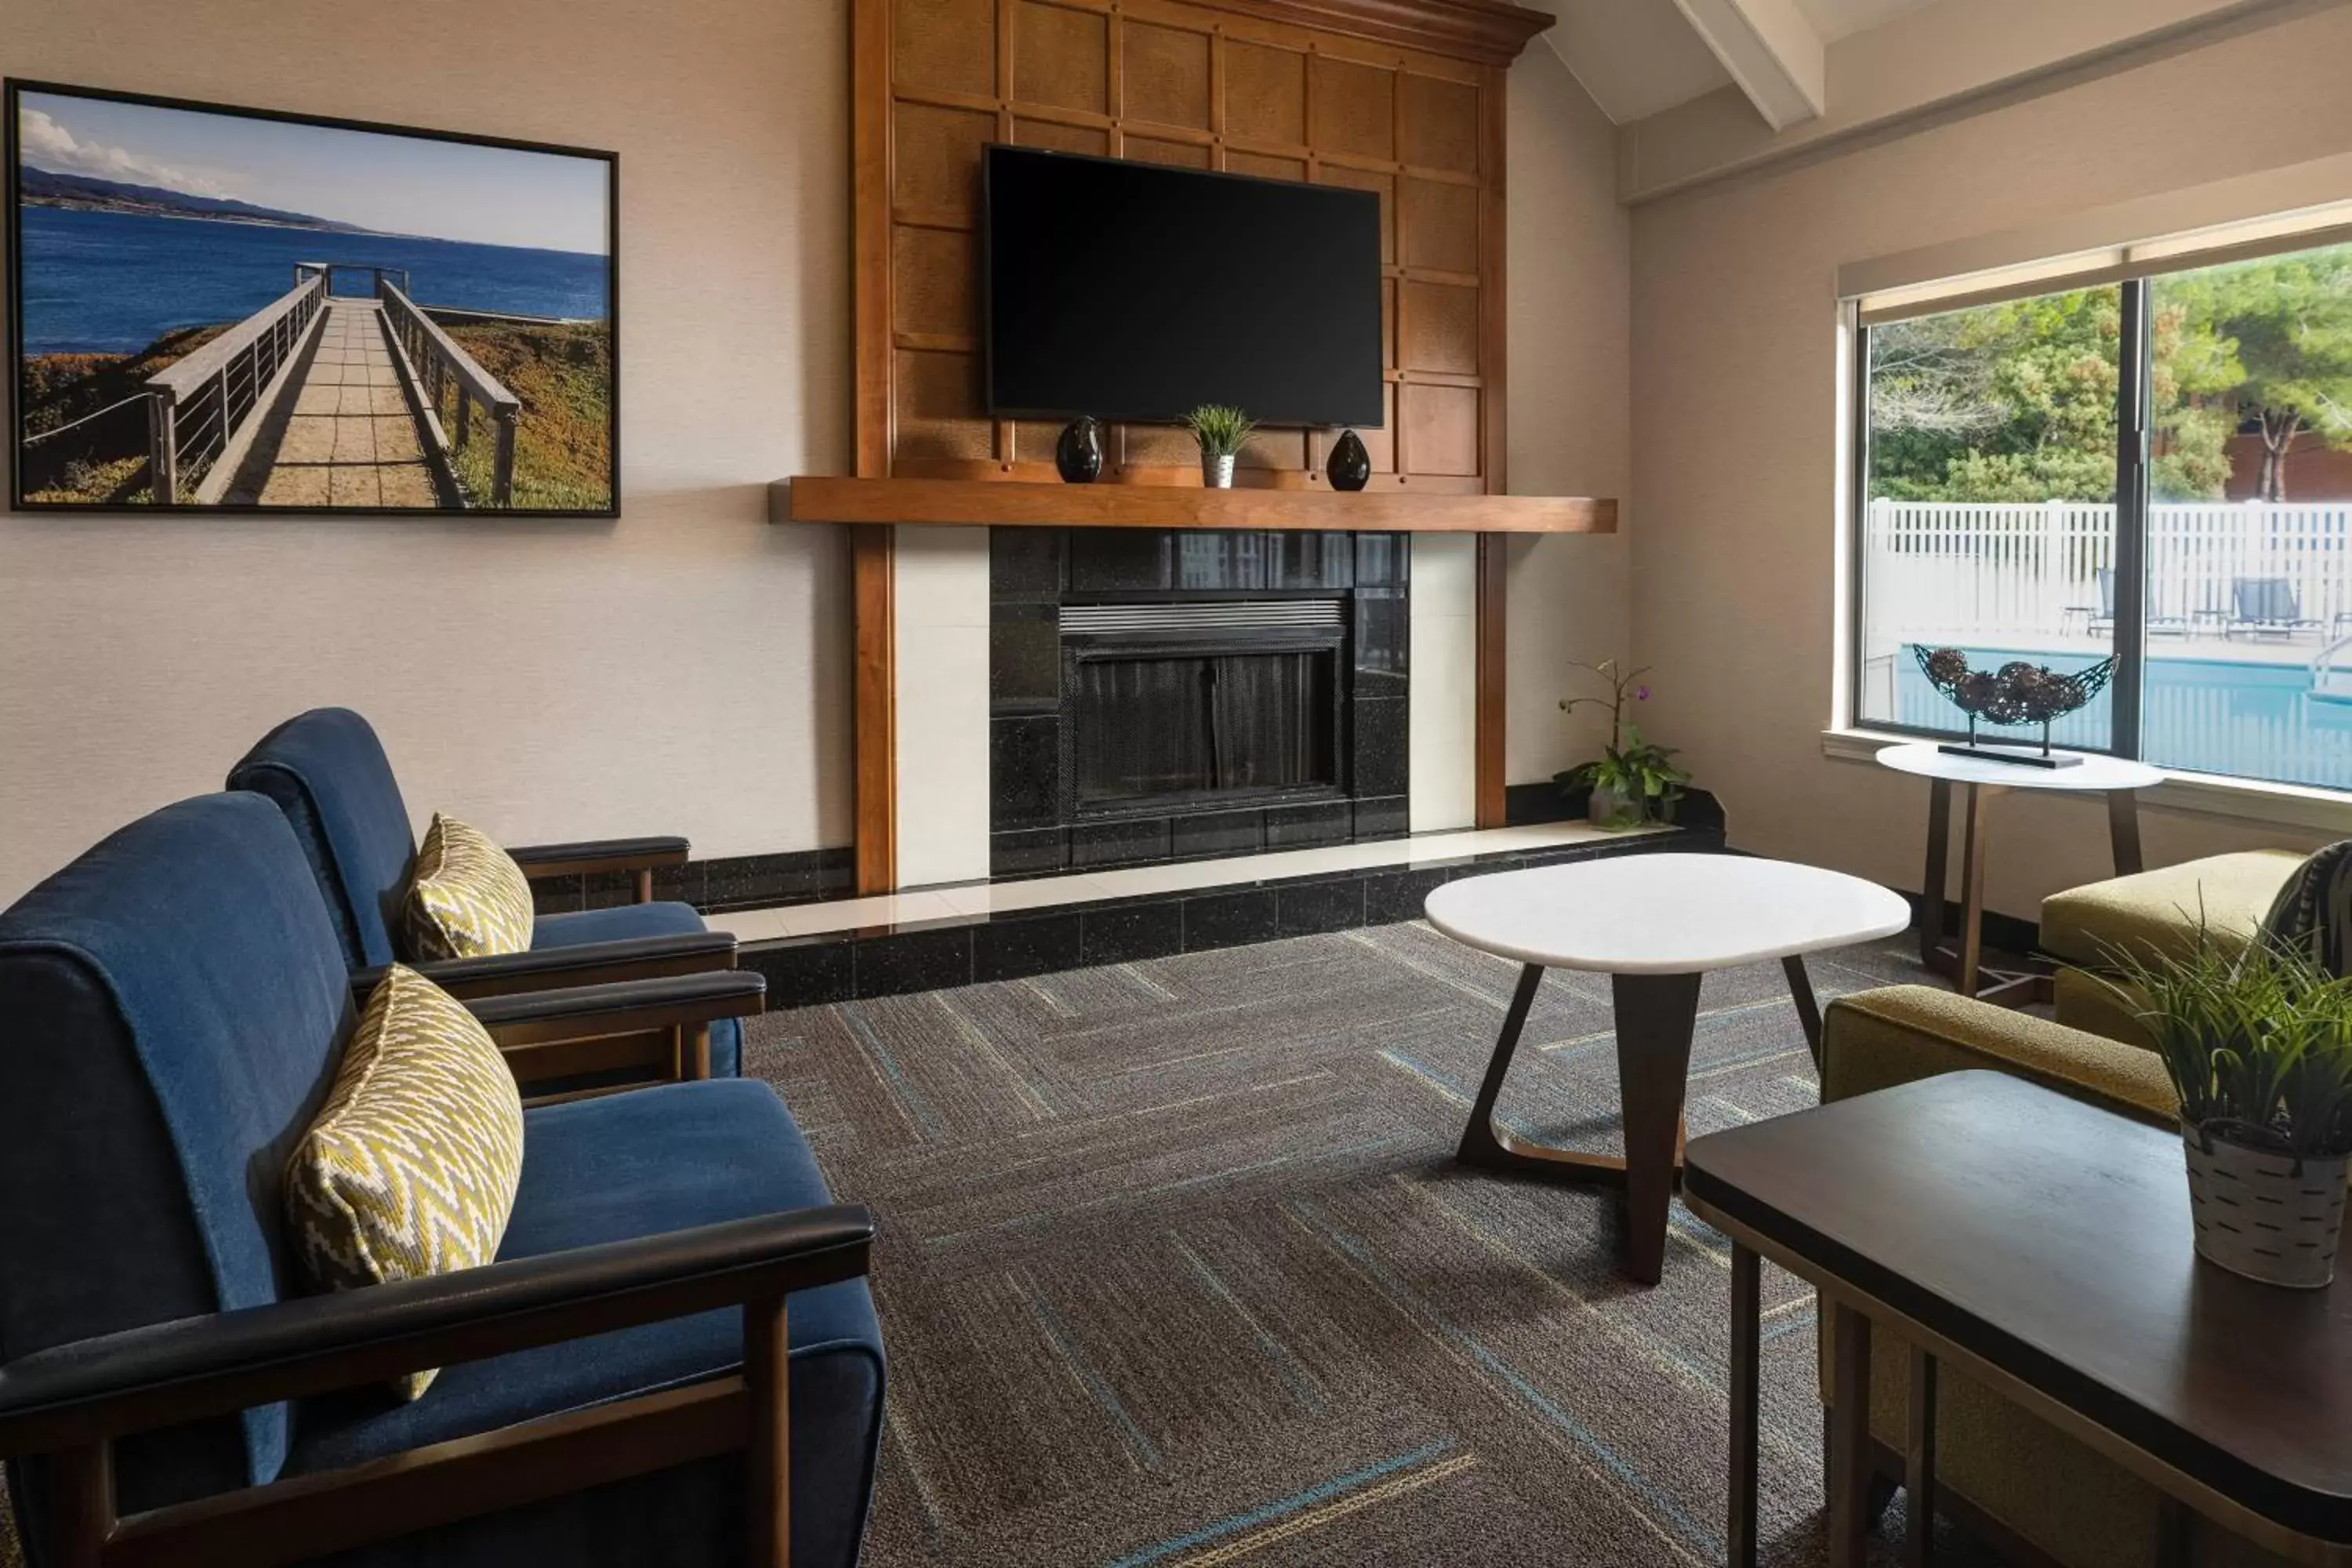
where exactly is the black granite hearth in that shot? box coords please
[740,820,1725,1007]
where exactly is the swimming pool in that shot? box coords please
[1893,645,2352,791]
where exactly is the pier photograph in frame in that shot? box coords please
[6,81,618,514]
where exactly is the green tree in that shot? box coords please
[1870,286,2234,503]
[2160,244,2352,501]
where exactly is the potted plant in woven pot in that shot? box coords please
[2109,930,2352,1289]
[1555,659,1690,829]
[1181,404,1255,488]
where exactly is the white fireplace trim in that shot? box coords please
[1409,535,1477,832]
[893,524,991,887]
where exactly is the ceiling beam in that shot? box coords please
[1665,0,1824,129]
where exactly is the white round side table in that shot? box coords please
[1874,742,2164,1001]
[1424,853,1911,1284]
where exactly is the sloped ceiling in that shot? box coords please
[1537,0,1938,125]
[1791,0,1938,43]
[1537,0,1734,125]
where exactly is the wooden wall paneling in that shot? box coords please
[1013,0,1112,114]
[857,0,897,891]
[1126,20,1213,129]
[856,0,894,477]
[996,0,1020,471]
[1477,64,1507,492]
[852,523,897,891]
[856,0,1549,883]
[1221,38,1307,143]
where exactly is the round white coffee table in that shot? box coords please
[1875,742,2164,1001]
[1424,853,1910,1284]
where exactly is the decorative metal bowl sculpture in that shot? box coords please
[1914,647,2115,768]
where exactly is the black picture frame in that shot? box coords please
[6,78,620,517]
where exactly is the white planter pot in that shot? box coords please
[1201,453,1236,489]
[2183,1124,2350,1289]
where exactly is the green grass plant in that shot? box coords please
[2103,924,2352,1161]
[1181,404,1256,458]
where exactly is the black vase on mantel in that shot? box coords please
[1326,429,1371,492]
[1054,416,1104,484]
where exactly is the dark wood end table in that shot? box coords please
[1686,1071,2352,1568]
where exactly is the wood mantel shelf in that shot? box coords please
[773,476,1616,535]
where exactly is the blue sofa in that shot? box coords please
[0,795,884,1566]
[229,707,743,1079]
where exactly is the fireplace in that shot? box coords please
[1062,602,1346,817]
[991,528,1410,876]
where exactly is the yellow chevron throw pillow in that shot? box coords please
[285,964,525,1399]
[404,812,535,961]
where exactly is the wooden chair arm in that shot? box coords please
[461,971,767,1095]
[464,971,764,1049]
[0,1204,871,1457]
[505,837,689,888]
[353,931,738,1004]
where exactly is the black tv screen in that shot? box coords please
[983,146,1384,429]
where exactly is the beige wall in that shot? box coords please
[0,0,856,902]
[0,3,1628,902]
[1506,45,1633,784]
[1629,4,2352,918]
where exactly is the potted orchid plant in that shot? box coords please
[1556,659,1689,829]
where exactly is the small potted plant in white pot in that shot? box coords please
[1181,404,1255,488]
[2109,929,2352,1289]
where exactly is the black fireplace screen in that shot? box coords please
[1069,645,1339,810]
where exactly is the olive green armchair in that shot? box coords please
[2040,848,2306,1044]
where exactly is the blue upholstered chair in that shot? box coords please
[229,707,743,1079]
[0,794,883,1568]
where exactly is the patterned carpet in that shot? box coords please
[0,920,1989,1568]
[757,919,1986,1568]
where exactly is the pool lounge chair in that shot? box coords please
[2082,568,2189,640]
[2227,576,2324,640]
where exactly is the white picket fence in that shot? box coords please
[1862,499,2352,654]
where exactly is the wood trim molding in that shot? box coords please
[1175,0,1554,65]
[851,524,895,895]
[782,476,1614,533]
[852,0,891,475]
[1472,67,1508,829]
[852,0,895,896]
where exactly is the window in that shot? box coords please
[1853,235,2352,792]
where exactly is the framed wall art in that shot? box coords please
[7,80,618,515]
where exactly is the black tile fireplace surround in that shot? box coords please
[990,528,1410,877]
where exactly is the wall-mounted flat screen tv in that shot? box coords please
[983,146,1383,430]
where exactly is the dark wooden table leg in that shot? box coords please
[2108,789,2145,877]
[2156,1494,2195,1568]
[1456,964,1701,1283]
[1956,784,1992,999]
[1907,1343,1938,1567]
[1784,955,1824,1076]
[1729,1242,1762,1568]
[1918,779,1951,967]
[1828,1301,1875,1568]
[1457,964,1549,1168]
[1613,971,1703,1284]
